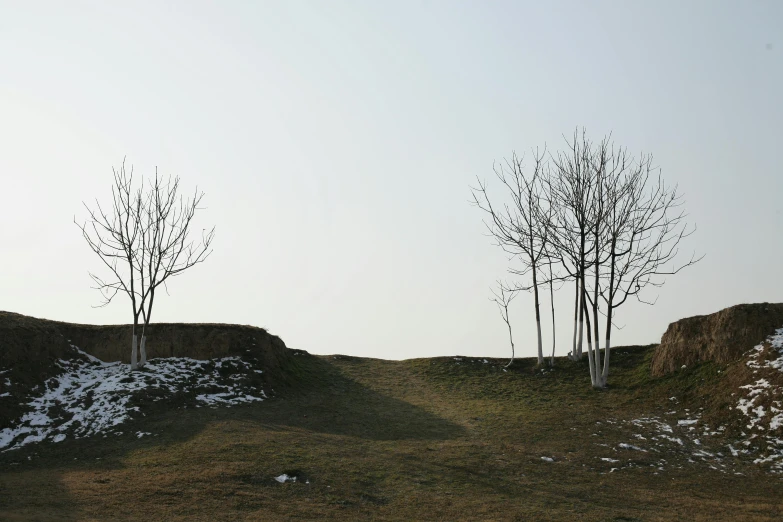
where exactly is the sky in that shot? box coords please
[1,0,781,361]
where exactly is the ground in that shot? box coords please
[1,345,782,521]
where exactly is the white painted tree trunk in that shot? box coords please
[571,279,579,360]
[602,338,611,382]
[585,337,596,387]
[536,319,543,366]
[131,334,138,371]
[140,335,147,367]
[571,319,577,360]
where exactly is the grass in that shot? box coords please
[1,346,782,521]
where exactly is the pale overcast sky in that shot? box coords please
[1,1,781,360]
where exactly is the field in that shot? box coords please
[1,344,782,521]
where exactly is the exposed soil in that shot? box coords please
[651,303,783,376]
[0,311,301,430]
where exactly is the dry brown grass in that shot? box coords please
[651,302,783,376]
[1,347,782,521]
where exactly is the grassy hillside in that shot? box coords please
[1,344,782,521]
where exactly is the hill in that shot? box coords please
[1,308,782,520]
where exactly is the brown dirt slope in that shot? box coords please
[651,302,783,376]
[0,312,90,426]
[0,311,299,427]
[0,311,290,363]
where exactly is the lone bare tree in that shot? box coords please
[490,281,518,367]
[471,149,552,366]
[76,158,215,370]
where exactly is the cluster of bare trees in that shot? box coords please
[76,159,215,370]
[472,129,701,388]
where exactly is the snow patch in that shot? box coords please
[0,352,268,451]
[618,443,647,452]
[733,327,783,472]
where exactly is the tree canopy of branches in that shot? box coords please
[76,158,215,370]
[471,150,552,366]
[473,129,702,388]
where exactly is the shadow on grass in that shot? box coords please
[246,354,466,441]
[0,353,465,519]
[1,354,466,464]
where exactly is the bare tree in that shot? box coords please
[472,128,699,387]
[546,130,599,363]
[471,149,551,366]
[76,158,215,370]
[490,281,518,368]
[546,260,558,367]
[595,154,702,386]
[546,129,701,388]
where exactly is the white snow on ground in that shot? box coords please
[618,443,646,452]
[0,349,267,452]
[594,412,735,475]
[597,327,783,475]
[733,327,783,472]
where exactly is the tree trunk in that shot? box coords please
[577,232,587,361]
[131,333,138,371]
[591,225,604,388]
[582,293,595,387]
[603,249,617,383]
[549,275,556,367]
[536,318,543,367]
[592,286,603,387]
[503,297,515,368]
[532,265,543,367]
[140,335,147,367]
[571,276,579,360]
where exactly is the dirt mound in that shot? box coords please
[0,312,94,425]
[0,311,292,364]
[1,311,303,429]
[651,303,783,377]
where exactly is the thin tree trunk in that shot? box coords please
[504,321,515,368]
[582,291,595,387]
[140,291,155,369]
[571,276,579,360]
[536,318,543,367]
[140,335,147,367]
[577,237,586,361]
[549,274,556,367]
[578,233,587,361]
[577,286,585,361]
[603,247,617,382]
[592,281,602,386]
[532,265,543,367]
[591,225,603,387]
[131,332,138,371]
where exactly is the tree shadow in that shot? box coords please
[0,353,465,519]
[232,354,467,441]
